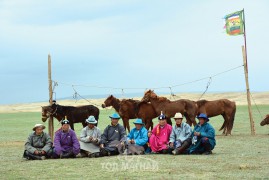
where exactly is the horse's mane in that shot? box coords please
[126,99,139,104]
[196,99,208,106]
[157,96,170,102]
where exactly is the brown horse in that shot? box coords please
[141,90,197,126]
[101,95,157,132]
[41,102,99,130]
[260,114,269,126]
[196,99,236,135]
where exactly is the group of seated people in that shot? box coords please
[23,112,216,160]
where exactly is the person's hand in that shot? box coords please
[41,150,46,155]
[120,141,124,146]
[100,144,104,148]
[169,142,174,148]
[130,139,135,144]
[194,132,201,136]
[89,136,93,141]
[34,150,39,155]
[92,138,98,143]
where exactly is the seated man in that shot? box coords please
[53,119,80,158]
[23,124,53,160]
[126,119,148,155]
[100,113,126,156]
[79,116,101,158]
[149,113,172,154]
[169,112,192,155]
[189,113,216,155]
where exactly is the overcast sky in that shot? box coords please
[0,0,268,104]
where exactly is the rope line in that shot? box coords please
[198,77,212,100]
[52,65,243,91]
[249,91,263,119]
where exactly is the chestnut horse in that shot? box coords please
[141,90,197,126]
[101,95,157,132]
[260,114,269,126]
[42,103,99,130]
[196,99,236,135]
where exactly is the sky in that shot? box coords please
[0,0,268,104]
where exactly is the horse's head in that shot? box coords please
[102,95,114,108]
[260,114,269,126]
[141,89,157,102]
[41,104,58,122]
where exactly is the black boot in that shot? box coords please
[100,148,109,156]
[176,140,191,155]
[202,143,212,155]
[24,151,44,160]
[61,151,75,158]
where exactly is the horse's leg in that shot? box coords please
[145,118,150,130]
[228,107,236,135]
[225,113,232,135]
[222,114,229,136]
[82,121,87,128]
[185,113,195,127]
[126,119,130,133]
[166,118,172,126]
[70,122,75,130]
[122,118,127,131]
[150,121,153,131]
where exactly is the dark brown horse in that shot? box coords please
[41,103,99,130]
[260,114,269,126]
[196,99,236,135]
[101,95,157,132]
[141,90,197,126]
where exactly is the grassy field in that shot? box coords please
[0,105,269,179]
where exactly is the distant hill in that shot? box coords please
[0,91,268,113]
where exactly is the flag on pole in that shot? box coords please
[224,10,244,36]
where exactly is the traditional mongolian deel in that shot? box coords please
[149,123,172,152]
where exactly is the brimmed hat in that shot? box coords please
[197,113,209,121]
[61,119,70,125]
[109,113,121,119]
[33,124,46,131]
[158,114,166,120]
[133,118,144,125]
[173,112,183,119]
[86,116,97,124]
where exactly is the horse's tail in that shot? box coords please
[228,103,236,133]
[219,119,226,131]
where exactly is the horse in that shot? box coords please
[41,102,100,130]
[260,114,269,126]
[101,95,157,132]
[141,90,197,126]
[196,99,236,135]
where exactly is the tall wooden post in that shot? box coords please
[241,46,255,135]
[48,54,54,140]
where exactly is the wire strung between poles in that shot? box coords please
[198,77,212,100]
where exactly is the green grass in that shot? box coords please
[0,106,269,179]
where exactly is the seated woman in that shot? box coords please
[52,119,80,158]
[126,119,148,155]
[188,113,216,155]
[100,113,126,156]
[23,124,53,160]
[149,113,172,154]
[169,112,192,155]
[79,116,101,158]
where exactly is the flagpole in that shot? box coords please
[243,9,248,70]
[242,9,255,135]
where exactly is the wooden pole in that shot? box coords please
[48,54,54,140]
[241,46,255,135]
